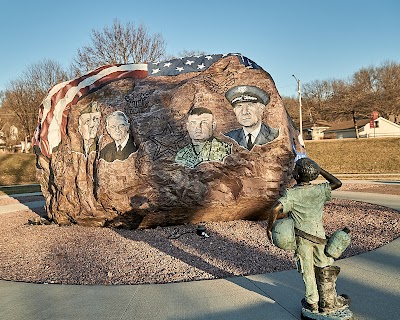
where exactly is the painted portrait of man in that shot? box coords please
[224,85,278,150]
[78,101,101,156]
[175,107,232,168]
[99,111,138,162]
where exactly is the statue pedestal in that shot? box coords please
[301,307,353,320]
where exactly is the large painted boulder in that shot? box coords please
[34,53,304,228]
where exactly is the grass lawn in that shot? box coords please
[0,153,37,186]
[305,137,400,174]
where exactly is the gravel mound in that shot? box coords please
[0,199,399,285]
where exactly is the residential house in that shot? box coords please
[323,117,400,139]
[302,120,331,140]
[358,117,400,138]
[323,119,370,139]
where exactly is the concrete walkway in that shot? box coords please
[0,187,399,319]
[332,191,400,211]
[0,192,45,214]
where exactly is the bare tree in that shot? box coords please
[282,97,300,125]
[303,79,336,120]
[24,59,68,92]
[71,19,167,75]
[2,59,68,150]
[374,61,400,117]
[298,61,400,123]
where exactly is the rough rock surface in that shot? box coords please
[36,54,302,228]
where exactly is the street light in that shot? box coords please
[292,75,303,140]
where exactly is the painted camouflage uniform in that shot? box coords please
[175,137,232,169]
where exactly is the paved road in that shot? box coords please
[0,184,399,320]
[333,191,400,211]
[0,192,45,214]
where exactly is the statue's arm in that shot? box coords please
[319,168,342,190]
[267,201,286,241]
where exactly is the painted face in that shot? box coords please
[107,115,129,143]
[233,102,264,128]
[186,113,215,143]
[78,112,101,140]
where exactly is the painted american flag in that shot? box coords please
[147,53,261,76]
[33,53,262,158]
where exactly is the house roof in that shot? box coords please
[325,118,370,132]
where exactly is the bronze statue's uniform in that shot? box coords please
[278,182,334,305]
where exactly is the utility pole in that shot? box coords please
[292,75,303,140]
[351,110,359,139]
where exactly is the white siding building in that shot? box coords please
[358,117,400,138]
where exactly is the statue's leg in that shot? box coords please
[315,265,350,313]
[295,237,319,312]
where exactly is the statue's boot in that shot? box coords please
[315,265,350,314]
[301,298,319,313]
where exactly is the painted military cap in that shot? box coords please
[80,101,100,115]
[225,85,270,106]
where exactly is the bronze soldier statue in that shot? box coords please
[268,158,352,319]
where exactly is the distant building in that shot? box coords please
[323,117,400,139]
[302,120,331,140]
[323,119,370,139]
[358,117,400,138]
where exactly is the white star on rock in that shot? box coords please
[205,55,213,60]
[164,62,172,67]
[185,60,194,65]
[246,62,254,69]
[151,68,160,74]
[176,67,184,72]
[197,63,206,70]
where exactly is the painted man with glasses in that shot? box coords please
[99,111,138,162]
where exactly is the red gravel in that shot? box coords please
[0,198,399,285]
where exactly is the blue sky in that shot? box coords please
[0,0,399,97]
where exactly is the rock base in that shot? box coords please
[301,307,353,320]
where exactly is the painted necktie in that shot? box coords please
[247,133,253,150]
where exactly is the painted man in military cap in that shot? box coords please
[175,107,232,168]
[224,85,278,150]
[78,101,101,156]
[99,111,138,162]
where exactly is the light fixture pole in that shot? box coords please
[292,75,303,140]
